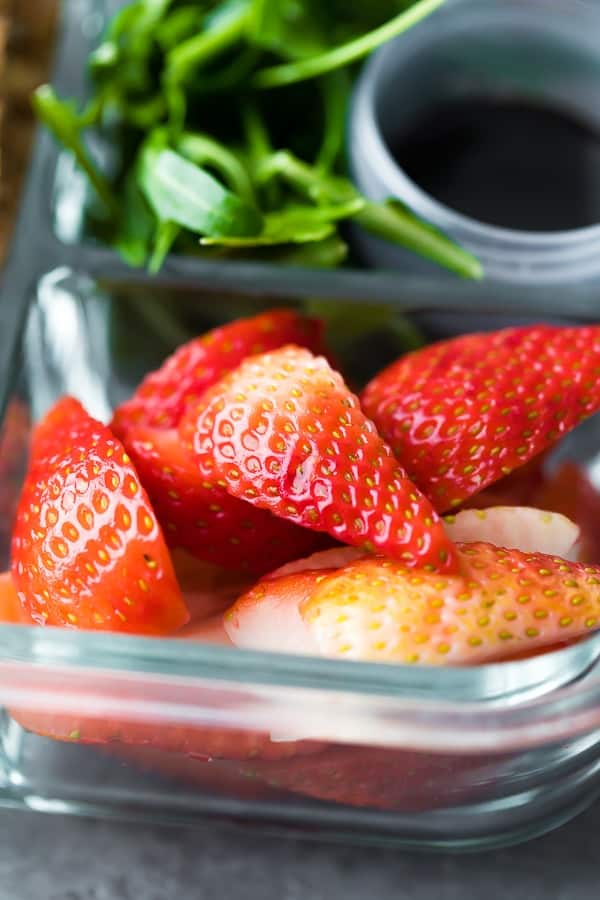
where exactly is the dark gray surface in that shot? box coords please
[0,803,598,900]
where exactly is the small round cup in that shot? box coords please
[349,0,600,292]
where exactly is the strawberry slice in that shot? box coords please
[303,549,600,665]
[11,398,188,634]
[226,544,600,664]
[532,462,600,564]
[122,424,324,575]
[0,572,25,624]
[444,506,581,559]
[361,325,600,511]
[235,745,476,812]
[182,346,458,573]
[111,309,325,437]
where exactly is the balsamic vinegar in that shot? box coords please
[389,97,600,232]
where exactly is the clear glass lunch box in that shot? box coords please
[3,0,600,851]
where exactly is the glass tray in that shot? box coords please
[2,0,600,851]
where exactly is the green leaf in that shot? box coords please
[138,146,263,237]
[166,0,251,82]
[156,7,205,50]
[201,200,363,247]
[177,132,256,203]
[248,0,327,59]
[113,170,156,267]
[149,220,180,273]
[32,85,117,215]
[316,70,350,171]
[356,199,484,280]
[253,0,446,88]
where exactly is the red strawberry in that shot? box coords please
[0,572,26,624]
[11,627,324,759]
[111,309,325,437]
[11,398,188,634]
[236,745,475,812]
[10,705,323,761]
[361,325,600,511]
[182,346,458,573]
[122,424,325,575]
[227,544,600,664]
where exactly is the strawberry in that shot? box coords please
[236,745,476,812]
[302,549,600,665]
[10,704,323,761]
[361,325,600,511]
[268,546,365,578]
[225,570,326,655]
[111,309,325,437]
[0,401,31,562]
[182,346,458,573]
[11,398,188,634]
[122,424,325,575]
[226,544,600,664]
[0,572,25,624]
[444,506,581,559]
[531,462,600,564]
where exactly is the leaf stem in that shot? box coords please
[33,85,118,216]
[356,201,483,280]
[252,0,446,89]
[167,0,251,81]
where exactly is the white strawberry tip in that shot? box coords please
[444,506,581,561]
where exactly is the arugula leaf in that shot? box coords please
[253,0,446,87]
[33,85,117,215]
[316,70,351,171]
[201,200,363,247]
[138,145,263,237]
[149,220,180,273]
[177,132,255,203]
[166,0,251,82]
[248,0,327,59]
[113,170,155,267]
[356,199,483,280]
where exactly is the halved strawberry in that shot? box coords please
[532,462,600,564]
[444,506,581,559]
[0,572,25,624]
[268,546,365,579]
[225,570,325,655]
[182,346,458,573]
[11,398,188,634]
[111,309,325,437]
[122,424,325,575]
[236,745,475,812]
[303,549,600,665]
[361,325,600,511]
[226,544,600,664]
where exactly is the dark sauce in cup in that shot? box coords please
[390,97,600,232]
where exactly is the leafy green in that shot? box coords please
[33,85,117,214]
[33,0,485,280]
[138,145,263,237]
[201,199,363,247]
[252,0,446,88]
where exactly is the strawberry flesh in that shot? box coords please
[361,325,600,511]
[11,398,188,634]
[183,346,458,573]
